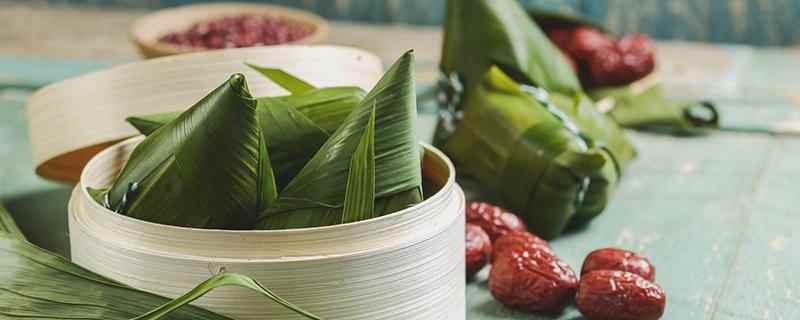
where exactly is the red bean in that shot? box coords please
[159,15,314,49]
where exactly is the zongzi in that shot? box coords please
[437,0,636,238]
[95,52,423,231]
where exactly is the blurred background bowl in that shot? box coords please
[130,2,329,59]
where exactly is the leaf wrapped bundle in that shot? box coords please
[257,51,423,229]
[437,0,636,238]
[126,67,366,190]
[0,203,318,320]
[97,74,275,229]
[96,52,421,230]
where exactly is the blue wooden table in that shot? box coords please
[2,45,800,319]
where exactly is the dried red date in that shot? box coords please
[466,202,526,241]
[586,33,655,87]
[568,27,616,62]
[581,248,655,281]
[576,270,666,320]
[160,15,314,49]
[492,230,551,263]
[465,223,492,278]
[489,246,578,314]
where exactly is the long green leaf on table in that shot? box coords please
[257,51,422,229]
[441,0,581,95]
[0,234,228,320]
[442,67,608,239]
[0,203,24,240]
[100,74,275,229]
[589,83,720,133]
[341,105,376,224]
[0,234,319,319]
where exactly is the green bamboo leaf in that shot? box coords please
[277,86,366,133]
[258,51,422,229]
[100,74,273,229]
[0,234,318,320]
[442,0,581,95]
[246,63,316,94]
[127,87,365,136]
[0,203,23,240]
[589,84,720,133]
[126,112,184,136]
[133,272,320,320]
[341,105,376,224]
[256,98,329,191]
[0,235,230,320]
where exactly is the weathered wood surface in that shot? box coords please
[2,5,800,319]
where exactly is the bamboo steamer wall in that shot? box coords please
[69,137,465,319]
[26,46,467,319]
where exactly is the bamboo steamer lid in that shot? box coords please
[25,45,383,182]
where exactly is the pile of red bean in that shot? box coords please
[159,15,314,49]
[545,26,656,88]
[465,201,667,320]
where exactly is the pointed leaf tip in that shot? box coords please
[245,63,316,94]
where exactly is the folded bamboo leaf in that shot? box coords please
[443,67,607,238]
[277,86,366,133]
[548,92,637,226]
[257,98,329,190]
[0,203,23,240]
[341,105,376,224]
[246,62,316,94]
[125,70,365,192]
[589,83,720,133]
[441,0,581,95]
[257,51,422,229]
[100,74,274,229]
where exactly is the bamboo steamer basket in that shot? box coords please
[130,3,330,58]
[70,137,465,319]
[26,45,466,319]
[26,45,382,183]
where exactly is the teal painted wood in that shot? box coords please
[1,51,800,318]
[44,0,800,45]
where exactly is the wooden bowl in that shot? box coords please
[130,3,330,59]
